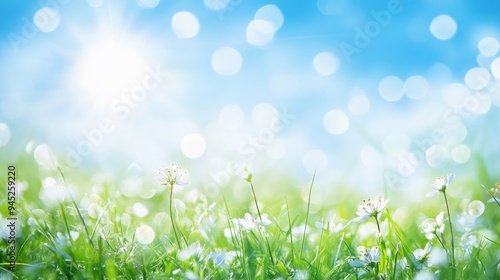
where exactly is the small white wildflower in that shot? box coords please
[427,173,454,197]
[233,213,271,231]
[135,224,155,245]
[354,196,389,222]
[350,246,381,268]
[420,212,445,240]
[155,164,189,188]
[177,242,202,261]
[209,250,238,268]
[413,242,432,268]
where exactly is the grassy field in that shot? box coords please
[1,161,499,279]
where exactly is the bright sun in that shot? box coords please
[75,38,148,104]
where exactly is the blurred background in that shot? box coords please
[0,0,499,197]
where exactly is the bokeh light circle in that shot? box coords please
[491,57,500,80]
[478,37,499,57]
[246,20,275,47]
[0,123,11,147]
[404,75,429,99]
[348,95,370,116]
[324,110,349,135]
[171,11,200,39]
[430,15,457,40]
[254,4,284,33]
[426,145,450,168]
[379,76,405,102]
[317,0,347,15]
[137,0,160,8]
[203,0,229,10]
[211,47,242,76]
[468,200,485,217]
[465,67,490,90]
[451,144,470,164]
[181,133,206,158]
[135,225,155,245]
[313,52,340,76]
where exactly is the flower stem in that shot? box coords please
[169,185,182,249]
[442,191,456,275]
[248,180,274,264]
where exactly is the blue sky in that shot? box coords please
[1,0,499,192]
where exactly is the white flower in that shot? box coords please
[209,251,238,268]
[350,246,381,268]
[315,218,344,233]
[420,212,445,240]
[233,213,271,231]
[427,173,454,197]
[155,164,188,188]
[413,242,432,267]
[354,196,389,222]
[359,246,381,265]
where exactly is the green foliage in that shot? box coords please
[1,161,499,279]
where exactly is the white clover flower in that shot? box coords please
[233,213,271,231]
[135,224,155,245]
[155,164,188,188]
[354,196,389,222]
[420,212,445,240]
[413,242,432,268]
[350,246,381,268]
[427,173,454,197]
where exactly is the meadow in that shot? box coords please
[1,160,499,280]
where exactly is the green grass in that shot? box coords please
[1,161,500,279]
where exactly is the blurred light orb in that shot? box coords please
[467,200,485,217]
[348,94,370,116]
[443,83,470,108]
[181,133,206,158]
[451,144,470,164]
[254,5,284,33]
[379,76,405,102]
[135,225,155,245]
[246,20,275,47]
[313,52,340,76]
[171,12,200,39]
[324,110,349,135]
[465,67,490,90]
[317,0,347,15]
[491,57,500,80]
[426,145,450,168]
[34,144,57,168]
[203,0,229,10]
[476,54,495,68]
[87,0,104,8]
[478,37,499,57]
[137,0,160,8]
[430,15,457,40]
[211,47,242,75]
[0,123,11,147]
[404,75,429,99]
[219,105,245,129]
[302,149,328,174]
[34,7,60,33]
[132,202,149,217]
